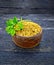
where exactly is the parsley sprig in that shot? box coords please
[5,16,23,36]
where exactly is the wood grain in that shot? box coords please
[0,14,54,65]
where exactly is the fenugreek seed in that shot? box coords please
[16,21,41,37]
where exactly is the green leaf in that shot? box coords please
[6,19,14,26]
[5,26,12,34]
[5,16,24,36]
[9,19,15,25]
[13,16,18,24]
[6,26,13,34]
[5,26,15,36]
[10,29,15,36]
[6,20,11,26]
[17,22,23,30]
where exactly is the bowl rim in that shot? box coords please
[13,20,43,38]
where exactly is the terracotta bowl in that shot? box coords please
[12,27,42,48]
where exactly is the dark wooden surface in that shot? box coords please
[0,0,54,14]
[0,14,54,65]
[0,0,48,8]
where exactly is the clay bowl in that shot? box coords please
[12,27,42,48]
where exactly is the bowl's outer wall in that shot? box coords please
[12,31,42,48]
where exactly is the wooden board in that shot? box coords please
[0,14,54,65]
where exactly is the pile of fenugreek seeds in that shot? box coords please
[16,20,42,37]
